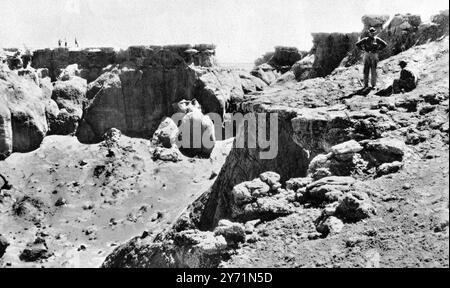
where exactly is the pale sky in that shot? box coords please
[0,0,448,63]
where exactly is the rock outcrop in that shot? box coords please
[76,49,260,143]
[293,32,360,80]
[0,65,50,157]
[268,46,306,73]
[49,76,87,135]
[31,47,117,82]
[341,10,449,67]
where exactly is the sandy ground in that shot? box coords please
[0,135,232,267]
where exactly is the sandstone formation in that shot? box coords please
[0,65,49,157]
[102,26,449,267]
[178,109,216,158]
[268,46,306,73]
[294,32,360,80]
[31,47,116,82]
[76,47,261,143]
[49,76,87,135]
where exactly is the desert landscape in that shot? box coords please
[0,4,449,268]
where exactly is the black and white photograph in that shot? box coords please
[0,0,449,272]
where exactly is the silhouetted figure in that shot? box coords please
[65,39,68,48]
[58,39,62,47]
[75,38,79,47]
[375,60,418,96]
[393,60,417,93]
[355,27,388,89]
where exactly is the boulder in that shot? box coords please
[361,15,390,31]
[0,67,48,155]
[177,110,215,157]
[19,238,52,262]
[229,172,294,222]
[239,73,267,94]
[250,63,280,85]
[292,54,315,80]
[305,176,356,204]
[268,46,305,72]
[360,138,406,166]
[49,76,87,135]
[307,149,366,180]
[376,161,403,176]
[152,147,182,162]
[285,177,312,191]
[259,171,281,190]
[152,117,178,148]
[213,220,246,246]
[335,191,376,222]
[231,179,271,207]
[172,229,228,267]
[57,63,82,81]
[316,216,345,235]
[330,140,363,161]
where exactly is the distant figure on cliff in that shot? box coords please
[375,60,418,96]
[75,38,79,48]
[58,39,62,47]
[355,27,388,89]
[64,39,68,48]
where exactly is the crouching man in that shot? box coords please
[392,60,417,93]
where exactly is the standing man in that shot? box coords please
[75,37,79,48]
[355,27,388,89]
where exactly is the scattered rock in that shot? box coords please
[316,216,345,236]
[360,138,406,166]
[376,161,404,176]
[82,202,95,210]
[214,219,246,246]
[259,171,282,190]
[335,191,376,222]
[19,238,52,262]
[305,176,356,204]
[152,117,178,148]
[330,140,363,161]
[229,172,295,222]
[285,177,312,191]
[151,211,164,222]
[54,197,67,207]
[152,147,182,162]
[402,183,412,190]
[433,208,449,232]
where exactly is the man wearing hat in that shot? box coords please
[375,60,418,96]
[393,60,417,93]
[355,27,388,89]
